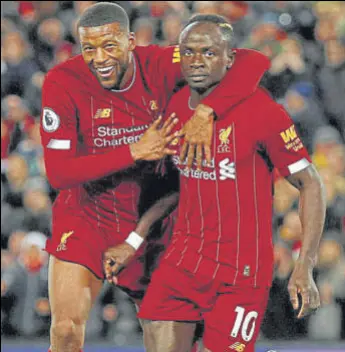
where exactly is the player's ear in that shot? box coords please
[128,32,136,52]
[226,49,235,70]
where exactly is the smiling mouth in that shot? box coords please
[95,66,115,79]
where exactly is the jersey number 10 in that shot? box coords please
[230,306,258,342]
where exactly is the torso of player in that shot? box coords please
[163,87,275,286]
[56,54,160,231]
[68,55,159,154]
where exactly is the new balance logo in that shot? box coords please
[94,108,111,119]
[219,158,236,180]
[229,342,246,351]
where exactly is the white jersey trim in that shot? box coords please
[47,139,71,150]
[287,158,310,174]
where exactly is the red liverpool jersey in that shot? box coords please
[41,45,183,235]
[41,46,269,243]
[162,71,311,288]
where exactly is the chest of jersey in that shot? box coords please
[73,80,160,155]
[170,103,257,186]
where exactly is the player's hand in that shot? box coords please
[103,243,136,284]
[179,104,214,170]
[130,114,180,161]
[287,259,320,319]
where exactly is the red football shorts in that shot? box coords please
[138,261,269,352]
[45,211,172,298]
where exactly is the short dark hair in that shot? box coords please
[77,2,129,32]
[183,14,234,46]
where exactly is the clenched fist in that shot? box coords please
[288,259,320,319]
[103,242,136,284]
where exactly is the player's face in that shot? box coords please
[79,23,135,89]
[180,23,233,93]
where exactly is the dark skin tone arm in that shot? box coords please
[285,164,326,318]
[103,192,179,284]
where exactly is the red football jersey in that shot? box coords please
[41,46,270,249]
[41,45,182,235]
[162,85,311,288]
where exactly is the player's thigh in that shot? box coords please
[203,286,270,352]
[142,320,196,352]
[49,255,103,322]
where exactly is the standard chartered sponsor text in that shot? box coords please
[178,167,217,180]
[98,125,149,137]
[94,125,149,147]
[172,156,216,180]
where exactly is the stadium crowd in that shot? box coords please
[1,0,345,346]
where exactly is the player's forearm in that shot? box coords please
[287,166,326,266]
[135,192,179,239]
[45,144,135,189]
[201,49,270,119]
[298,179,326,265]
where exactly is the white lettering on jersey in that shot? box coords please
[97,125,149,137]
[219,158,236,180]
[94,134,143,148]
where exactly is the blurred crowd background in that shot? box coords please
[1,0,345,347]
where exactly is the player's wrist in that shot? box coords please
[129,143,141,161]
[296,254,317,269]
[125,231,144,250]
[196,104,215,120]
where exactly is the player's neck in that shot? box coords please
[119,54,135,90]
[189,83,219,109]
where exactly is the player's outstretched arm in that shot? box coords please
[41,75,179,189]
[260,101,326,320]
[286,165,326,319]
[103,191,179,284]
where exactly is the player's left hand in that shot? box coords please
[179,104,214,170]
[103,243,136,284]
[287,259,320,319]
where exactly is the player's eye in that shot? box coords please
[105,43,116,49]
[183,49,193,57]
[205,51,215,58]
[83,46,94,53]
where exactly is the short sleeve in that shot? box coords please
[261,104,311,177]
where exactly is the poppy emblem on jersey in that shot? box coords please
[149,100,158,111]
[229,342,246,351]
[56,231,74,252]
[94,108,111,119]
[172,46,180,63]
[42,108,60,133]
[218,126,232,153]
